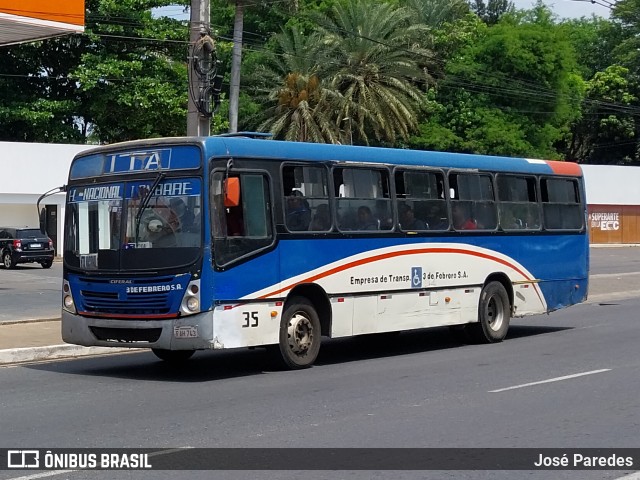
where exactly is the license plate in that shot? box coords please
[30,243,41,249]
[174,326,198,338]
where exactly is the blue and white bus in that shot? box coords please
[60,135,589,368]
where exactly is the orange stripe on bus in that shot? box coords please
[257,247,543,305]
[545,161,582,176]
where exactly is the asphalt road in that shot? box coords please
[0,261,62,323]
[1,247,640,480]
[1,300,640,480]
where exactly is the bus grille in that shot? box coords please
[80,289,172,315]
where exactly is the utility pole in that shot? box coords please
[187,0,212,136]
[228,0,244,133]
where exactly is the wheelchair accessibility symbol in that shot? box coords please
[411,267,422,289]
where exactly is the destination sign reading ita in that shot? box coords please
[69,145,201,179]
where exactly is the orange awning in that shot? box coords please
[0,0,84,46]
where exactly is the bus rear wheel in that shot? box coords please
[468,281,510,343]
[277,297,321,369]
[152,348,195,363]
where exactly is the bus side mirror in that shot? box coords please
[224,177,240,207]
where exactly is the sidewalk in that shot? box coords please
[0,319,134,365]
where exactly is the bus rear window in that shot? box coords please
[541,178,583,230]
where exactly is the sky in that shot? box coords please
[512,0,611,19]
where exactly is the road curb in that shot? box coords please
[0,344,139,365]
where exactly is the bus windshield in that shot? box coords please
[64,177,202,271]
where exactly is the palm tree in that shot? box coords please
[312,0,431,144]
[251,26,343,143]
[403,0,469,29]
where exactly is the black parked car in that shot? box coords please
[0,227,55,269]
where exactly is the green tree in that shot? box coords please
[410,4,583,158]
[569,65,637,164]
[0,37,88,142]
[403,0,469,29]
[72,0,189,142]
[469,0,514,25]
[312,0,431,144]
[250,26,342,142]
[0,0,190,144]
[560,17,624,81]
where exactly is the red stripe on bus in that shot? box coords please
[545,161,582,176]
[79,311,178,319]
[258,247,543,304]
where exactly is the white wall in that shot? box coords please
[581,165,640,206]
[0,141,91,254]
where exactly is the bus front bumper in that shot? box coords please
[61,310,215,351]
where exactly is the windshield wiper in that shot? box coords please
[133,172,166,246]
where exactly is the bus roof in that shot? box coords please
[204,136,582,177]
[72,135,583,177]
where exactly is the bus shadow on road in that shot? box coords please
[24,323,570,382]
[314,323,570,366]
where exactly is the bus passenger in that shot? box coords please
[452,203,477,230]
[286,195,311,231]
[170,198,194,231]
[356,206,378,230]
[309,204,331,231]
[399,204,427,230]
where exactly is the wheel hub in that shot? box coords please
[486,296,504,332]
[287,313,314,355]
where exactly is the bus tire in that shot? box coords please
[278,297,321,369]
[152,348,195,363]
[468,281,510,343]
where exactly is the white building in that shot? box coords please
[0,142,91,255]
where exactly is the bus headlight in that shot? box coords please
[62,280,77,313]
[64,295,74,309]
[186,297,200,311]
[180,279,201,315]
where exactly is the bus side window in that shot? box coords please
[334,167,391,232]
[395,169,446,231]
[497,175,540,231]
[449,172,496,231]
[282,165,330,233]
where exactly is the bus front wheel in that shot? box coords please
[152,348,195,363]
[468,281,510,343]
[278,297,321,369]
